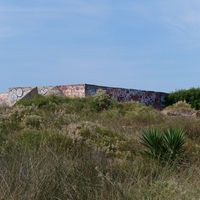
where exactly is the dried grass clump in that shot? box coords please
[162,101,196,116]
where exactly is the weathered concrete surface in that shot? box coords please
[61,84,85,97]
[85,84,167,109]
[44,86,65,97]
[20,87,38,102]
[8,87,36,106]
[0,84,168,109]
[38,86,53,95]
[0,93,9,106]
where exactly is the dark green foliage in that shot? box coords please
[16,94,69,108]
[163,128,185,159]
[0,120,21,133]
[16,92,115,114]
[166,87,200,109]
[140,128,185,161]
[90,89,112,112]
[140,129,164,159]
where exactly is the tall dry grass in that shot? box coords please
[0,95,199,199]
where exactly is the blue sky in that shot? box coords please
[1,0,200,93]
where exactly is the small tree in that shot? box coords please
[92,89,111,112]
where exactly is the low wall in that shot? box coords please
[0,93,9,106]
[8,87,35,106]
[85,84,167,109]
[60,84,86,97]
[5,85,86,106]
[0,84,168,109]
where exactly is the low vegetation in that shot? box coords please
[0,90,200,199]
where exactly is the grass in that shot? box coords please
[0,94,200,199]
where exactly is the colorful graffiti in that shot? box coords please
[38,86,64,96]
[0,84,168,109]
[38,87,52,95]
[9,87,25,106]
[9,88,23,103]
[0,93,9,106]
[85,84,167,109]
[61,85,85,98]
[8,87,37,106]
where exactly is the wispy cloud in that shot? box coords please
[2,0,200,40]
[158,1,200,28]
[116,1,200,48]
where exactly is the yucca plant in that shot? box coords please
[163,128,185,160]
[140,129,166,159]
[140,128,185,161]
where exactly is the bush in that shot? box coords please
[162,101,195,116]
[166,87,200,109]
[16,94,68,108]
[89,89,112,112]
[23,115,42,128]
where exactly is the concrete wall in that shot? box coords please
[85,84,167,109]
[0,93,9,106]
[60,84,86,97]
[2,85,86,106]
[0,84,168,109]
[20,87,38,102]
[38,86,64,96]
[8,87,35,106]
[38,86,53,95]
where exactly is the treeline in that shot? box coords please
[166,87,200,110]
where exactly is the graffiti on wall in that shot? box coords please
[1,84,168,109]
[8,87,38,106]
[61,85,85,98]
[9,88,24,105]
[0,93,9,106]
[10,88,23,101]
[8,86,63,106]
[38,86,52,95]
[85,84,167,109]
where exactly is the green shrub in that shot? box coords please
[90,89,112,112]
[163,101,195,115]
[16,94,68,108]
[166,87,200,109]
[22,115,42,128]
[0,120,21,134]
[125,107,162,126]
